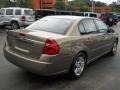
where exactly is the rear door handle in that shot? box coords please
[102,35,106,37]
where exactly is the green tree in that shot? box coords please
[4,0,33,8]
[65,4,74,11]
[72,0,91,11]
[55,0,65,10]
[25,0,34,8]
[109,2,120,13]
[6,0,17,7]
[94,1,107,7]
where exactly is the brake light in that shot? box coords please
[21,16,26,21]
[43,39,60,55]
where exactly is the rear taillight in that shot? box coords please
[21,16,26,21]
[43,39,60,55]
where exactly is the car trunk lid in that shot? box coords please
[7,29,64,59]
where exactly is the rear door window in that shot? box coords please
[15,9,21,15]
[90,14,97,18]
[94,20,108,33]
[78,23,86,35]
[85,13,88,17]
[6,9,13,15]
[82,19,97,34]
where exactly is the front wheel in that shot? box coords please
[69,53,86,79]
[108,22,113,27]
[109,41,118,56]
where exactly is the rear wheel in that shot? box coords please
[109,41,118,56]
[114,22,117,25]
[11,21,19,30]
[108,22,113,27]
[69,53,86,79]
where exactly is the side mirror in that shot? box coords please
[107,29,115,33]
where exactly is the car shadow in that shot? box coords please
[13,53,116,89]
[16,70,75,90]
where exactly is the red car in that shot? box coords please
[99,13,118,26]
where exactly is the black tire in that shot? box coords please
[0,25,6,29]
[11,21,20,30]
[114,22,117,25]
[109,41,118,56]
[69,53,86,79]
[108,22,113,27]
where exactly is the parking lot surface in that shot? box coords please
[0,24,120,90]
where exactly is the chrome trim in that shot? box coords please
[15,37,45,44]
[14,46,30,53]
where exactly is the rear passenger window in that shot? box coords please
[94,20,108,33]
[82,19,97,33]
[85,13,88,17]
[78,23,86,34]
[6,9,13,15]
[15,9,21,15]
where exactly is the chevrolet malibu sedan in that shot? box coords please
[4,16,118,79]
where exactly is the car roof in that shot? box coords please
[45,15,94,20]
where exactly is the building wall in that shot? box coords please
[33,0,68,10]
[42,0,56,9]
[33,0,40,10]
[95,6,112,13]
[63,0,68,5]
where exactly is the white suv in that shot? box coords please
[83,12,100,18]
[0,7,35,29]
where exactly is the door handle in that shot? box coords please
[86,38,92,41]
[102,35,105,37]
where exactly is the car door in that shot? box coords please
[15,9,22,21]
[78,19,104,61]
[4,9,14,24]
[94,19,114,53]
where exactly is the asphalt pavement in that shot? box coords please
[0,24,120,90]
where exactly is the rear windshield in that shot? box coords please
[26,17,74,35]
[24,10,33,15]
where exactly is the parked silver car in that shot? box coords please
[4,16,118,79]
[0,7,35,29]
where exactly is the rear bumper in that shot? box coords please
[4,46,66,75]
